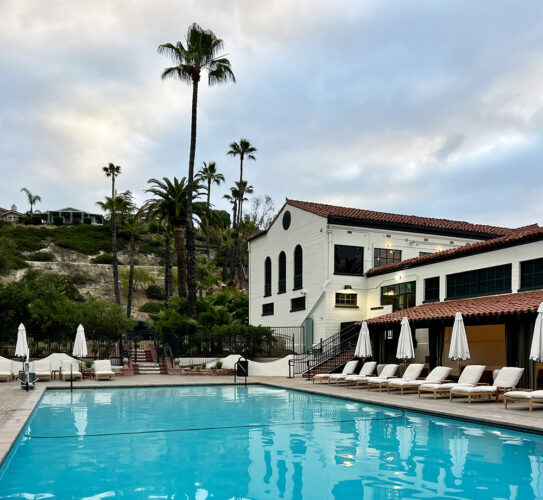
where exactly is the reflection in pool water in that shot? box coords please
[0,385,542,499]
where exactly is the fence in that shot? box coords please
[269,326,306,354]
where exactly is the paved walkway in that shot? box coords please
[1,375,543,465]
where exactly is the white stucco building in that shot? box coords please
[248,200,543,381]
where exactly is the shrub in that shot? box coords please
[91,253,114,264]
[215,360,223,369]
[72,217,81,225]
[25,251,55,262]
[83,217,92,225]
[71,273,90,285]
[145,284,164,300]
[139,302,164,313]
[53,216,63,226]
[22,216,32,225]
[31,216,42,225]
[53,225,124,254]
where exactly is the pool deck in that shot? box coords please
[1,374,543,465]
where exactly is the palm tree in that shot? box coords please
[145,177,207,298]
[121,207,145,318]
[20,188,42,215]
[158,23,235,320]
[196,161,225,257]
[102,163,122,305]
[227,139,256,281]
[227,139,257,226]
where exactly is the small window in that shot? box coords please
[520,258,543,291]
[294,245,303,290]
[424,277,440,302]
[373,248,402,268]
[335,293,358,307]
[262,303,274,316]
[291,296,306,312]
[264,257,272,297]
[282,211,291,230]
[334,245,364,275]
[419,251,432,257]
[278,251,286,294]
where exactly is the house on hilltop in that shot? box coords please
[45,207,103,225]
[0,204,24,222]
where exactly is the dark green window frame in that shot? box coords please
[381,281,416,312]
[446,264,511,300]
[424,277,440,302]
[520,258,543,291]
[334,245,364,276]
[374,248,402,268]
[262,303,274,316]
[335,293,358,307]
[290,296,306,312]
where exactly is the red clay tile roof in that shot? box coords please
[366,224,543,277]
[286,199,512,237]
[365,290,543,325]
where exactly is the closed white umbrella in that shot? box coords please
[15,323,29,361]
[449,312,470,376]
[396,317,415,362]
[529,303,543,362]
[355,321,372,359]
[72,324,88,358]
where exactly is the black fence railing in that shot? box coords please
[269,326,305,354]
[0,332,124,366]
[289,324,361,377]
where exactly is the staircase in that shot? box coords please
[131,349,167,375]
[311,346,356,375]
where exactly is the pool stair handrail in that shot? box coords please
[234,356,248,387]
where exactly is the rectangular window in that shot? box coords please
[335,293,358,307]
[262,303,274,316]
[419,252,432,257]
[380,281,416,312]
[424,277,440,302]
[290,296,306,312]
[446,264,512,300]
[334,245,364,275]
[373,248,402,268]
[520,258,543,291]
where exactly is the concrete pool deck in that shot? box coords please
[1,375,543,465]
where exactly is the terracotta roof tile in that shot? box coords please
[366,224,543,277]
[365,290,543,325]
[286,199,512,237]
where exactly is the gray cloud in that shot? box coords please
[1,0,542,227]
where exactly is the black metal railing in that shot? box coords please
[289,324,361,377]
[269,326,305,354]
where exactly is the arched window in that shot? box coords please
[294,245,303,290]
[278,252,286,294]
[264,257,272,297]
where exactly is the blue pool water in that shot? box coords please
[1,385,543,499]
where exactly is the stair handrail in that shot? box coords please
[290,324,361,376]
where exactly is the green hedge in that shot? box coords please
[25,251,55,262]
[139,302,164,313]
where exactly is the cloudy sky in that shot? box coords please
[1,0,543,228]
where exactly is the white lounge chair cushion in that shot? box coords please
[425,366,452,383]
[457,365,486,385]
[0,359,12,376]
[388,378,425,387]
[33,360,51,373]
[379,364,399,379]
[402,363,424,380]
[420,382,470,390]
[368,377,390,385]
[61,360,81,376]
[453,385,500,394]
[345,374,371,382]
[94,360,114,375]
[493,367,524,388]
[504,390,543,399]
[359,361,377,377]
[313,374,328,379]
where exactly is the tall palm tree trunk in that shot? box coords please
[206,179,211,258]
[126,233,135,318]
[229,202,237,281]
[173,223,187,297]
[111,177,120,304]
[185,77,199,319]
[164,228,172,305]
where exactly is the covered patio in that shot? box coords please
[366,290,543,389]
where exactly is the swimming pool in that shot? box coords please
[1,385,542,499]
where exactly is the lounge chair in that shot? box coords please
[450,367,524,403]
[330,361,377,384]
[346,363,399,389]
[94,360,115,380]
[368,363,424,392]
[418,365,486,399]
[503,390,543,411]
[32,359,52,381]
[388,366,451,395]
[0,359,13,382]
[312,360,359,384]
[61,360,82,381]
